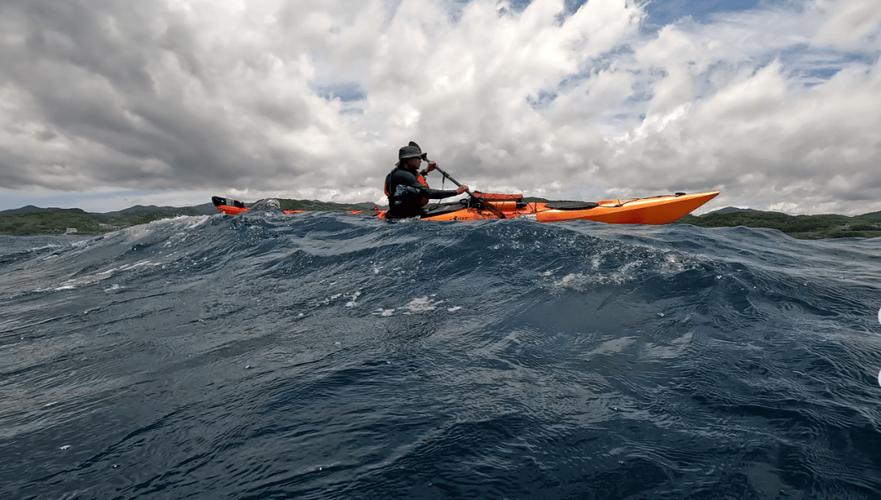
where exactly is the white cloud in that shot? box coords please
[0,0,879,213]
[812,0,881,51]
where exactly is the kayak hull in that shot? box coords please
[417,191,720,224]
[212,191,720,224]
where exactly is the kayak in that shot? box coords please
[210,196,306,216]
[212,191,719,224]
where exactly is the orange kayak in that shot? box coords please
[212,191,719,225]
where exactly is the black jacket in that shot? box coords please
[384,167,459,218]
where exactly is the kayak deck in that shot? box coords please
[212,191,720,224]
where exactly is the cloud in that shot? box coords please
[0,0,879,213]
[812,0,881,50]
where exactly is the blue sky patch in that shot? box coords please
[314,82,367,102]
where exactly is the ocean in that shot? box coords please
[2,213,880,499]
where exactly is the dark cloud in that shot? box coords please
[0,0,325,191]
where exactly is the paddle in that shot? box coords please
[428,162,506,219]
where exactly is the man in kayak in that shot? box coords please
[384,142,468,218]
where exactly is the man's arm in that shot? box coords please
[398,169,461,199]
[417,163,467,199]
[423,187,462,199]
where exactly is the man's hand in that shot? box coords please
[426,161,437,173]
[456,185,469,195]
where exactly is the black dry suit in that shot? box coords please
[384,166,460,218]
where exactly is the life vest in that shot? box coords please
[416,174,429,206]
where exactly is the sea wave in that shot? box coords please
[1,214,880,498]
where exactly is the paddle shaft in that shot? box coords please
[431,165,463,188]
[426,161,506,219]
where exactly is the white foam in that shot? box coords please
[374,308,395,317]
[28,243,62,253]
[447,306,462,312]
[123,215,209,243]
[404,296,442,313]
[556,274,578,287]
[345,291,361,308]
[552,271,629,290]
[660,252,688,274]
[41,260,161,292]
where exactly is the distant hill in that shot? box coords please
[0,207,106,235]
[3,198,881,239]
[677,209,881,239]
[277,199,375,212]
[705,206,753,215]
[0,203,216,236]
[0,205,89,216]
[0,199,377,236]
[103,203,217,217]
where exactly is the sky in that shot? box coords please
[0,0,880,213]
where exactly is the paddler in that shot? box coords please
[383,142,468,219]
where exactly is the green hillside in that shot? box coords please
[0,199,375,235]
[0,205,215,236]
[0,208,105,235]
[278,199,375,212]
[677,209,881,239]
